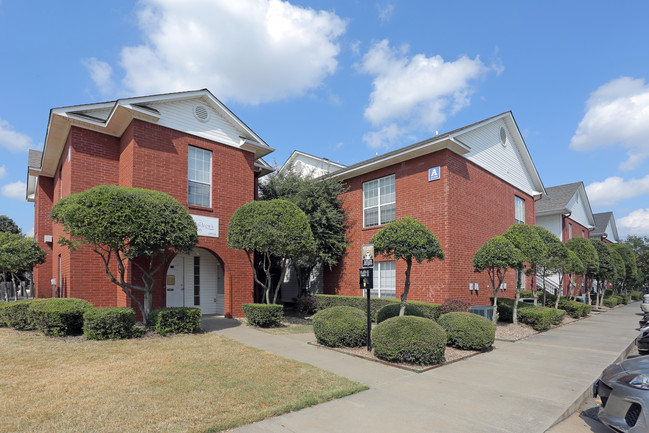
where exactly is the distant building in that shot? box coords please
[591,212,620,244]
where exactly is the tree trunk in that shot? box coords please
[513,269,522,325]
[584,274,591,305]
[399,259,412,317]
[272,258,288,305]
[555,273,564,309]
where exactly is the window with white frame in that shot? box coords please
[568,223,572,239]
[188,146,212,207]
[363,175,395,227]
[367,261,396,298]
[514,196,525,224]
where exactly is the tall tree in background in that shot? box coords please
[371,217,444,316]
[623,235,649,288]
[607,244,626,294]
[503,224,546,325]
[227,199,315,304]
[51,185,198,322]
[259,166,347,296]
[0,215,21,235]
[0,232,46,301]
[473,236,523,324]
[611,243,638,293]
[566,237,599,303]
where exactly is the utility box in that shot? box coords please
[469,305,495,321]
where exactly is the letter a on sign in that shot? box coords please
[428,166,440,182]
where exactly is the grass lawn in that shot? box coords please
[0,328,366,433]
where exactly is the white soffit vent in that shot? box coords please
[499,127,507,146]
[193,104,209,122]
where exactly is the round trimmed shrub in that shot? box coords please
[148,307,202,335]
[83,307,136,340]
[29,298,94,336]
[371,316,446,365]
[1,299,42,330]
[312,306,366,347]
[241,303,284,328]
[375,301,441,323]
[438,312,495,350]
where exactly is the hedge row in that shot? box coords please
[0,299,201,338]
[557,298,592,318]
[314,294,441,322]
[517,306,565,331]
[241,303,284,328]
[631,291,644,301]
[376,302,441,323]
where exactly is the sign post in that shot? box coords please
[360,244,374,351]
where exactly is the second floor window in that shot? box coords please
[363,174,395,227]
[188,146,212,207]
[514,196,525,224]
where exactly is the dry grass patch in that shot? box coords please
[0,329,366,433]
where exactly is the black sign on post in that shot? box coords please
[359,267,373,351]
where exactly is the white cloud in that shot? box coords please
[0,118,33,152]
[0,165,6,179]
[1,181,26,200]
[619,208,649,236]
[25,227,34,238]
[358,39,492,148]
[99,0,346,105]
[82,57,115,96]
[377,3,394,22]
[585,174,649,207]
[570,77,649,171]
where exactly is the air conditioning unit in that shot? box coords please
[469,305,495,321]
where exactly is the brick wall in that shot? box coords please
[324,148,535,306]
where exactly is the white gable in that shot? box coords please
[280,151,345,178]
[566,188,593,228]
[457,118,538,196]
[536,214,562,240]
[151,99,244,148]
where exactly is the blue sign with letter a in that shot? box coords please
[428,166,440,182]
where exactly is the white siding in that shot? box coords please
[291,154,342,178]
[150,99,245,148]
[567,193,591,228]
[536,215,562,241]
[458,119,537,196]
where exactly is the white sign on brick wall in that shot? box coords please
[191,214,219,238]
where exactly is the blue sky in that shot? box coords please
[1,0,649,238]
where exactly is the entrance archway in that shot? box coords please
[165,248,224,314]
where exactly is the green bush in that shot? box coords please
[438,312,495,350]
[148,307,201,336]
[537,292,558,307]
[491,297,532,323]
[0,301,6,327]
[631,291,643,301]
[519,290,534,298]
[620,294,630,305]
[83,307,136,340]
[295,295,317,315]
[557,298,591,318]
[439,298,470,314]
[375,302,441,323]
[314,294,398,321]
[517,306,565,331]
[372,316,446,365]
[29,298,94,336]
[241,303,284,328]
[602,297,619,308]
[312,306,366,348]
[1,299,43,330]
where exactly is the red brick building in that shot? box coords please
[26,90,273,318]
[323,112,546,306]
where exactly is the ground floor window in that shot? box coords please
[367,261,396,298]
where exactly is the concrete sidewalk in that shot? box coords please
[203,303,642,433]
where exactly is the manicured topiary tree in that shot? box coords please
[566,237,599,304]
[503,224,546,325]
[611,243,638,293]
[590,239,616,308]
[50,185,198,323]
[564,250,585,302]
[0,232,46,301]
[607,245,626,294]
[227,199,316,304]
[473,236,523,324]
[371,217,444,317]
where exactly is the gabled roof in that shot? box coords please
[27,89,274,201]
[329,111,545,197]
[279,150,346,177]
[536,182,596,227]
[592,211,620,242]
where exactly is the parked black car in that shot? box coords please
[640,313,649,329]
[638,328,649,355]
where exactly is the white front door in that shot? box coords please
[166,258,184,307]
[166,249,224,315]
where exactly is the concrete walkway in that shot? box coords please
[202,303,642,433]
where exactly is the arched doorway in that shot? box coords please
[165,248,224,314]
